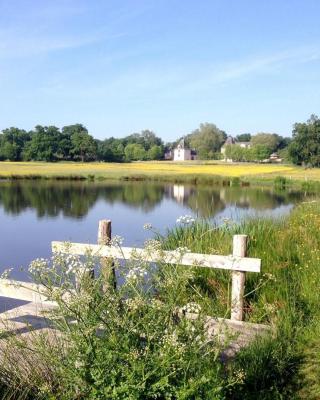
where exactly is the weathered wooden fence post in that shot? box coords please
[231,234,248,321]
[98,219,116,289]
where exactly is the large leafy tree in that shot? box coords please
[125,130,163,151]
[0,127,30,161]
[188,123,226,159]
[288,114,320,166]
[147,145,163,160]
[97,138,125,162]
[23,125,61,161]
[65,124,97,162]
[124,143,147,161]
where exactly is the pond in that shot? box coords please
[0,180,309,279]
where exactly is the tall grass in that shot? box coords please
[162,202,320,398]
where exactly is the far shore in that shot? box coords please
[0,160,320,188]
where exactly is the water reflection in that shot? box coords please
[0,181,307,219]
[0,180,310,275]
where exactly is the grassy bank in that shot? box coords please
[161,201,320,398]
[1,161,320,188]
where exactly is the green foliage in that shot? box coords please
[23,125,60,162]
[251,144,271,161]
[1,245,237,399]
[250,133,282,153]
[188,123,227,160]
[69,126,97,162]
[0,127,30,161]
[0,126,165,163]
[124,143,147,161]
[274,176,288,189]
[236,133,251,142]
[147,145,163,160]
[224,144,272,162]
[162,202,320,398]
[288,114,320,166]
[125,130,163,151]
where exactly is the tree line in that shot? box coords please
[0,115,319,165]
[0,124,164,162]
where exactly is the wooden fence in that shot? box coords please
[52,219,261,321]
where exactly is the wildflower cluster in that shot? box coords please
[160,331,186,353]
[126,266,147,282]
[29,258,50,274]
[176,215,196,224]
[0,268,13,279]
[182,302,202,314]
[110,235,124,247]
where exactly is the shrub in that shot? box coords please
[0,243,239,399]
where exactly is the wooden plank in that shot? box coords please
[52,241,261,273]
[231,235,247,321]
[0,279,55,304]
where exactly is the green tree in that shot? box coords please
[250,133,282,153]
[189,123,226,159]
[97,138,125,162]
[147,145,163,160]
[67,124,97,162]
[0,127,30,161]
[236,133,251,142]
[0,142,19,161]
[288,114,320,166]
[23,125,61,161]
[125,130,163,151]
[124,143,147,161]
[252,144,271,161]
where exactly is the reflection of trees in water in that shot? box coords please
[219,187,306,211]
[0,181,307,220]
[0,181,164,218]
[101,184,164,212]
[0,182,99,218]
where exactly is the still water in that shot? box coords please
[0,180,308,278]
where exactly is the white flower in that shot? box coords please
[176,215,195,225]
[144,239,162,252]
[0,268,13,279]
[143,223,153,230]
[110,235,124,247]
[126,266,147,282]
[182,302,202,314]
[29,258,49,274]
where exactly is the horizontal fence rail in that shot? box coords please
[51,242,261,273]
[0,219,262,322]
[51,221,262,322]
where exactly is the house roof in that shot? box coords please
[176,138,187,149]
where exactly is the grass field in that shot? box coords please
[1,161,320,184]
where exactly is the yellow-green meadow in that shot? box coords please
[0,161,319,183]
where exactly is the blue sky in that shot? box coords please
[0,0,319,141]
